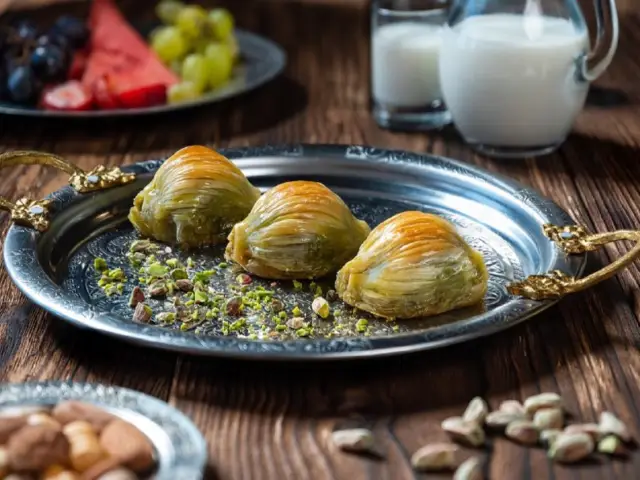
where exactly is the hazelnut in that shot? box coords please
[7,424,70,471]
[52,402,115,432]
[100,420,155,472]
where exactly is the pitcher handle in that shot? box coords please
[578,0,619,82]
[0,150,136,232]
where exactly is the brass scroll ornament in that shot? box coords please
[0,151,136,232]
[508,224,640,300]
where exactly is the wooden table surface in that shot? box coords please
[1,0,640,479]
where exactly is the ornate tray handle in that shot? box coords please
[508,224,640,300]
[0,150,136,232]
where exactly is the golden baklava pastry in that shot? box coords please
[225,181,370,279]
[335,211,488,319]
[129,145,260,248]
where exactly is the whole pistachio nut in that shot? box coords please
[410,443,459,471]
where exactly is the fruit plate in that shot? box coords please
[0,29,286,118]
[3,144,587,360]
[0,381,207,480]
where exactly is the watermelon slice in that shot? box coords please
[82,0,178,109]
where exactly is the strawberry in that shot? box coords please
[93,76,120,110]
[117,83,167,109]
[41,80,94,111]
[68,50,89,81]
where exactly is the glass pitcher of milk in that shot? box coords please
[439,0,619,158]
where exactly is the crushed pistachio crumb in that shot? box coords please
[356,319,369,333]
[166,258,179,268]
[194,290,208,304]
[292,280,303,291]
[147,263,168,278]
[296,328,311,337]
[93,257,108,272]
[292,305,302,317]
[218,262,228,268]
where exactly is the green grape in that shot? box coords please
[225,34,240,63]
[181,53,209,93]
[168,81,201,104]
[170,59,183,75]
[176,5,207,40]
[156,0,184,25]
[204,43,233,89]
[206,8,235,41]
[193,36,210,54]
[151,26,188,63]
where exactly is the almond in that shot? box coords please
[7,424,70,471]
[100,420,155,473]
[0,415,27,443]
[52,402,115,432]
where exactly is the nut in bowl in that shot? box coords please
[0,382,207,480]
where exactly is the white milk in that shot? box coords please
[372,22,443,107]
[439,14,589,148]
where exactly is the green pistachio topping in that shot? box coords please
[147,263,168,278]
[166,258,179,268]
[292,280,303,291]
[93,257,108,272]
[356,319,369,333]
[194,290,209,304]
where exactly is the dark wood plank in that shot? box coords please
[0,0,639,479]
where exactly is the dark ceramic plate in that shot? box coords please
[2,145,585,360]
[0,30,286,118]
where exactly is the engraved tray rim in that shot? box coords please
[3,144,586,361]
[0,381,207,480]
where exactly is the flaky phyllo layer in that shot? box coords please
[225,181,370,279]
[336,211,488,319]
[129,145,261,248]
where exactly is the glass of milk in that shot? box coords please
[371,0,451,131]
[439,0,619,158]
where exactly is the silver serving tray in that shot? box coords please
[0,381,207,479]
[2,145,585,360]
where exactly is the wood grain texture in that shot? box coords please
[1,0,640,479]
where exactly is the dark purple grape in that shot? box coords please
[52,16,88,48]
[30,44,66,82]
[6,65,39,104]
[37,33,72,64]
[13,20,38,42]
